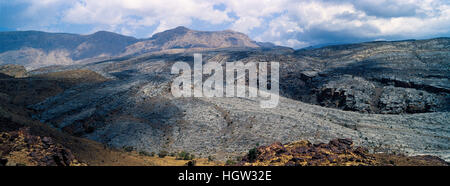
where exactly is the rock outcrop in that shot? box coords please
[27,40,450,162]
[0,27,284,70]
[0,31,139,70]
[0,29,448,164]
[281,38,450,114]
[315,76,375,113]
[239,139,448,166]
[0,64,28,78]
[0,128,85,166]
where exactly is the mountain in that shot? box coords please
[0,68,221,166]
[123,26,263,55]
[0,30,138,57]
[282,38,450,114]
[0,27,448,165]
[12,37,446,163]
[0,31,139,69]
[0,27,284,70]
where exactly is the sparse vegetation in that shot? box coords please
[0,31,448,167]
[208,155,215,162]
[235,156,243,161]
[176,151,195,160]
[123,146,134,152]
[139,151,152,156]
[158,150,169,158]
[240,139,449,166]
[186,160,196,166]
[225,159,236,166]
[247,147,259,162]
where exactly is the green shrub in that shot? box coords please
[225,159,236,165]
[177,151,194,160]
[176,151,186,160]
[123,146,134,152]
[186,160,196,166]
[208,155,215,162]
[235,156,242,161]
[247,148,259,162]
[139,151,151,156]
[158,150,169,158]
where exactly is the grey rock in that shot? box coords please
[27,39,450,161]
[379,86,443,114]
[0,64,28,78]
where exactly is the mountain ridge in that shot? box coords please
[0,27,284,70]
[0,36,449,164]
[15,37,447,162]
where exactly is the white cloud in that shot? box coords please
[255,15,307,47]
[250,0,450,48]
[62,0,232,36]
[3,0,450,48]
[230,16,262,34]
[222,0,288,33]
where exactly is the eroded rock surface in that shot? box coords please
[281,38,450,114]
[27,39,450,162]
[239,139,448,166]
[0,128,85,166]
[0,64,27,78]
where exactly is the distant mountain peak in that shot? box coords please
[0,30,139,69]
[89,31,136,39]
[127,26,270,55]
[150,26,191,40]
[0,27,287,69]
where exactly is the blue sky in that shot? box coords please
[1,0,450,48]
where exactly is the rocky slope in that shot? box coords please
[0,66,221,166]
[0,64,28,78]
[0,29,448,165]
[24,38,450,162]
[283,38,450,114]
[238,138,448,166]
[123,26,269,55]
[0,27,283,70]
[0,31,139,70]
[0,128,85,166]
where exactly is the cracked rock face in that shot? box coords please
[0,64,28,78]
[316,76,376,113]
[238,139,448,166]
[0,128,85,166]
[379,86,443,114]
[28,38,450,161]
[281,38,450,114]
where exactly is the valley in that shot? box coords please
[0,27,449,165]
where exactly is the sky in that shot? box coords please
[1,0,450,49]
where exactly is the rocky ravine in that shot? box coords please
[27,38,450,162]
